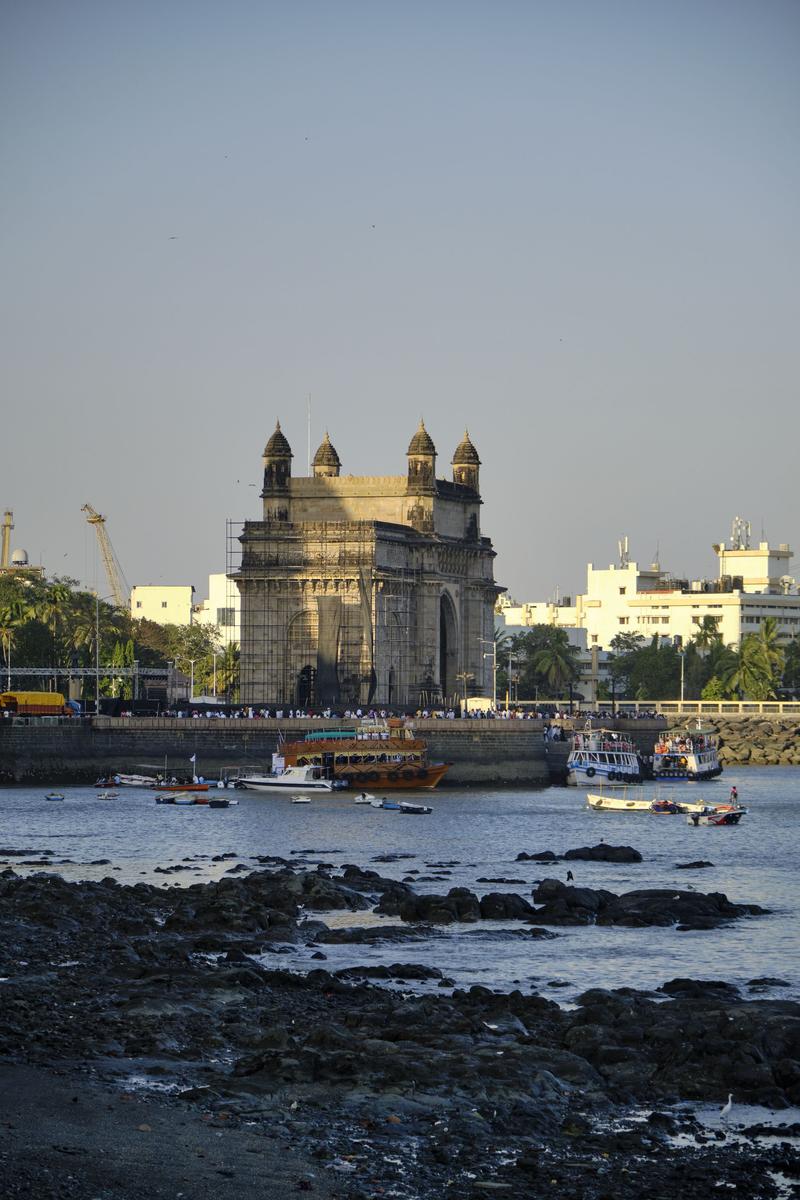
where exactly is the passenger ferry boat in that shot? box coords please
[653,726,722,781]
[281,718,451,790]
[566,724,643,786]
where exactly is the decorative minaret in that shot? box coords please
[312,431,341,478]
[451,429,480,492]
[406,418,437,495]
[261,420,292,521]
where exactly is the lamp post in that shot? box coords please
[95,591,101,715]
[188,658,196,701]
[479,638,497,709]
[455,671,474,714]
[212,652,218,699]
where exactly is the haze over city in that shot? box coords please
[2,0,798,603]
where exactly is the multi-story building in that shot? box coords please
[499,522,798,653]
[130,584,195,626]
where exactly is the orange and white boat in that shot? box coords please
[282,719,451,790]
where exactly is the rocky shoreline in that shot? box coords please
[1,855,799,1198]
[669,715,800,768]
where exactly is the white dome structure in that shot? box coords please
[11,548,29,565]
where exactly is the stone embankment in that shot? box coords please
[0,716,549,786]
[668,715,800,767]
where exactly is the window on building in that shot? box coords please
[216,607,235,627]
[619,587,626,595]
[136,601,142,609]
[619,617,629,625]
[161,601,168,608]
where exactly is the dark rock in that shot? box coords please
[675,860,715,870]
[564,844,643,863]
[659,978,742,1001]
[516,850,559,862]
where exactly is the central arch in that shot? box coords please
[439,592,458,702]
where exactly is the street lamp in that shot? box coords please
[455,671,474,713]
[212,652,218,699]
[479,637,497,709]
[188,658,196,701]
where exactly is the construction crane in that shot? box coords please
[81,504,129,608]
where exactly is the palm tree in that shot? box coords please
[693,615,722,652]
[532,629,580,697]
[216,642,240,701]
[755,617,784,684]
[0,597,36,687]
[721,634,774,700]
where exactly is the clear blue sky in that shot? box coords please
[2,0,798,602]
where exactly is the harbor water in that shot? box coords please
[1,766,797,1003]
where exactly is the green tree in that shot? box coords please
[701,676,727,700]
[216,642,240,701]
[782,635,800,695]
[692,615,722,651]
[721,634,774,700]
[532,628,580,696]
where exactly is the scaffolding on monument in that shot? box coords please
[231,511,423,710]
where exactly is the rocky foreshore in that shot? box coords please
[669,715,800,767]
[1,858,799,1199]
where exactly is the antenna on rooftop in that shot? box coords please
[618,536,629,568]
[730,516,750,551]
[307,393,312,475]
[651,541,661,572]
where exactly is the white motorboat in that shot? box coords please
[291,794,312,804]
[353,791,376,805]
[686,804,747,826]
[236,765,335,793]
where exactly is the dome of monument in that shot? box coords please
[452,429,480,466]
[312,431,341,468]
[263,421,292,458]
[407,418,436,456]
[11,548,28,565]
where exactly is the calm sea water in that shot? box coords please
[1,767,797,1002]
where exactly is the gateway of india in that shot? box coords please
[234,419,502,710]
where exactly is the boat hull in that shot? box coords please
[587,793,708,814]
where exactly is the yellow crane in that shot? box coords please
[81,504,129,608]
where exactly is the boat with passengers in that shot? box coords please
[652,726,722,781]
[566,723,643,786]
[281,718,451,790]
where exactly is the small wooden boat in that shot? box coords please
[208,797,232,809]
[97,791,119,800]
[353,791,376,804]
[155,796,175,805]
[291,794,312,804]
[157,782,210,792]
[44,792,65,801]
[398,801,432,815]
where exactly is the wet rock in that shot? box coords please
[563,845,642,864]
[675,860,715,869]
[659,978,742,1001]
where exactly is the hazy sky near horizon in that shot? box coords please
[2,0,798,603]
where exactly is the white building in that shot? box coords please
[130,573,240,648]
[498,522,798,654]
[193,572,240,647]
[130,584,195,626]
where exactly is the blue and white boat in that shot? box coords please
[566,724,643,786]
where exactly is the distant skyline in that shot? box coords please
[2,1,798,604]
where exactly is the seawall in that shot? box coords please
[0,717,550,787]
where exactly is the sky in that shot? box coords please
[2,0,798,604]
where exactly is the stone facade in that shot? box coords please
[234,422,502,708]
